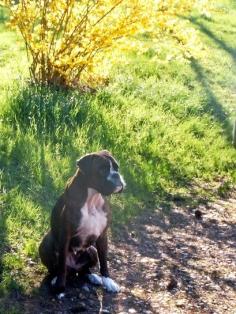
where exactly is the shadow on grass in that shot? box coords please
[190,57,232,138]
[188,16,236,64]
[3,84,193,211]
[178,15,235,140]
[0,83,197,306]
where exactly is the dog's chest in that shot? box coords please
[74,199,107,247]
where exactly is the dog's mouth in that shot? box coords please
[113,178,126,194]
[101,182,125,196]
[114,185,123,193]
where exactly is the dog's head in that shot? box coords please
[76,150,126,196]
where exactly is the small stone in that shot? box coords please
[176,299,185,307]
[194,209,203,220]
[211,270,219,279]
[167,276,178,291]
[57,293,65,300]
[28,259,36,266]
[130,231,136,238]
[128,309,137,313]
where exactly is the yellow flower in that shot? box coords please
[2,0,211,88]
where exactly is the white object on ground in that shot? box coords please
[102,276,120,293]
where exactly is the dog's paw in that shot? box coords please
[102,277,120,293]
[88,273,103,286]
[51,276,66,295]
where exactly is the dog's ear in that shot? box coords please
[99,150,119,171]
[76,154,94,175]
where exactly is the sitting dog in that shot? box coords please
[39,150,125,296]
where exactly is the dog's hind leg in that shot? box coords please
[39,231,58,276]
[73,245,103,285]
[77,246,104,286]
[75,246,99,273]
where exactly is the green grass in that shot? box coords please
[0,0,236,302]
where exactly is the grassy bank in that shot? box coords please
[0,0,236,302]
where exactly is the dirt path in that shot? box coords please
[1,193,236,313]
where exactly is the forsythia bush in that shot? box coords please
[1,0,210,88]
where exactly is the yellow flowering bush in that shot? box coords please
[1,0,210,88]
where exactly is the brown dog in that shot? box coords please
[39,150,125,296]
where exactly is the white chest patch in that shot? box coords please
[74,189,107,247]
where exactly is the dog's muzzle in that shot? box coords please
[107,171,126,194]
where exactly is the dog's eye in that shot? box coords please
[112,162,119,171]
[99,166,109,176]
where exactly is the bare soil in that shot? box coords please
[1,192,236,314]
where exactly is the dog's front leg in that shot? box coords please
[52,228,70,295]
[95,231,120,293]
